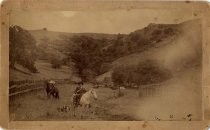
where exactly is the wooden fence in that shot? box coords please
[9,79,71,97]
[138,83,164,97]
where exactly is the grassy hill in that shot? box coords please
[96,19,202,82]
[28,29,117,61]
[9,60,73,81]
[10,19,203,121]
[11,19,201,83]
[28,29,117,44]
[95,19,202,121]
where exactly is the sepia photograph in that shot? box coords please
[8,8,203,121]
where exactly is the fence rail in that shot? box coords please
[9,87,44,97]
[9,79,71,97]
[138,83,164,97]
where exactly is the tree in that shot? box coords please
[36,37,51,60]
[69,36,104,82]
[9,25,37,72]
[43,28,47,31]
[51,58,62,69]
[112,65,129,97]
[164,28,174,35]
[112,60,172,97]
[135,60,170,85]
[100,63,112,74]
[112,66,127,86]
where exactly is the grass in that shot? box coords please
[10,67,202,121]
[9,60,72,81]
[9,20,202,120]
[9,84,139,121]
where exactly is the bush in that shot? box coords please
[164,28,174,35]
[129,33,139,42]
[135,60,172,85]
[69,35,104,81]
[51,58,62,69]
[81,69,97,82]
[43,28,47,31]
[112,60,172,88]
[100,63,112,74]
[112,66,128,86]
[16,53,38,73]
[9,25,38,73]
[152,29,162,36]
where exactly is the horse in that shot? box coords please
[71,88,98,116]
[50,87,59,99]
[45,80,59,99]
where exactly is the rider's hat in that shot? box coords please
[49,80,56,84]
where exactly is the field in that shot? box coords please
[9,65,202,121]
[9,60,72,81]
[10,83,137,121]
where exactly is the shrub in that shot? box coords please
[152,29,162,36]
[112,66,128,86]
[112,60,172,88]
[164,28,174,35]
[100,63,112,74]
[81,69,97,82]
[43,28,47,31]
[9,25,38,73]
[135,60,172,85]
[51,58,62,69]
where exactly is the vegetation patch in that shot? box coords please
[112,60,172,88]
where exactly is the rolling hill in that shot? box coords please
[28,29,117,44]
[10,19,202,83]
[9,19,203,121]
[95,19,202,121]
[96,19,202,82]
[28,29,118,61]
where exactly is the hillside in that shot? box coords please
[28,20,182,63]
[28,29,117,61]
[10,19,203,121]
[96,19,202,82]
[9,60,72,81]
[11,19,201,83]
[95,19,202,121]
[28,29,117,44]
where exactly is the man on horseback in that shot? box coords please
[45,80,59,99]
[73,82,87,107]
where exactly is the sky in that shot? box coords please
[10,9,198,34]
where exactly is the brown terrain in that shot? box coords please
[9,19,203,121]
